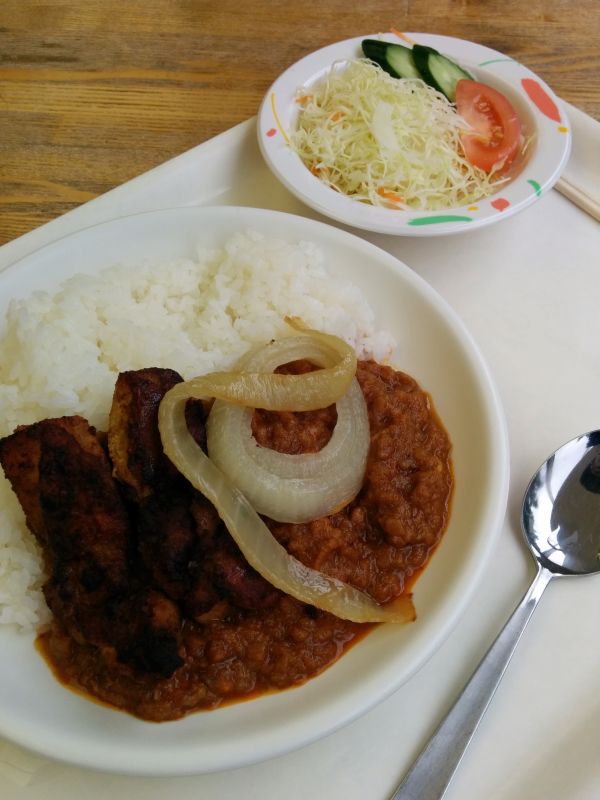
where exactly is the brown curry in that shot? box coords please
[0,360,452,721]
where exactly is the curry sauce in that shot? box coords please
[3,360,452,721]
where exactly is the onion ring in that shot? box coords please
[206,333,370,523]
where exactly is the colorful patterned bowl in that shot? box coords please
[258,33,572,236]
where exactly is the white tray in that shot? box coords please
[1,117,599,800]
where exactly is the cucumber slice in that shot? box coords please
[413,44,472,101]
[411,44,438,86]
[427,52,473,101]
[386,45,422,81]
[361,39,421,80]
[363,39,474,102]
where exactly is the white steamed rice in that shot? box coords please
[0,230,395,632]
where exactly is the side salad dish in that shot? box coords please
[290,39,526,211]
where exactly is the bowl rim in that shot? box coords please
[257,32,572,236]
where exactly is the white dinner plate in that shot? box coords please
[258,33,571,236]
[0,206,509,775]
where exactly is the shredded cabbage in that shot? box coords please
[291,59,507,210]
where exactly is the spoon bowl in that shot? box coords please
[523,429,600,576]
[391,430,600,800]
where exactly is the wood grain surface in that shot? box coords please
[1,0,599,244]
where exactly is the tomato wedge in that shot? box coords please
[455,79,522,174]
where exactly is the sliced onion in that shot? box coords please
[162,322,357,413]
[206,334,370,523]
[158,328,415,623]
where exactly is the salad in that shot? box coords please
[290,40,524,211]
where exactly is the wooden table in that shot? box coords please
[1,0,599,245]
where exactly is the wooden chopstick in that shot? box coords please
[554,177,600,222]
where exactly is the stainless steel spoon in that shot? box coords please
[390,429,600,800]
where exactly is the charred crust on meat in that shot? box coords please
[0,406,186,679]
[108,368,185,500]
[0,367,294,685]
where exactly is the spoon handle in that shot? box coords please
[389,565,554,800]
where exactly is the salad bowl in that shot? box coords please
[258,33,571,236]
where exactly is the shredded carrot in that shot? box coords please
[329,111,344,122]
[296,94,312,105]
[377,187,405,204]
[389,28,415,44]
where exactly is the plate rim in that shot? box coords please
[0,205,510,775]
